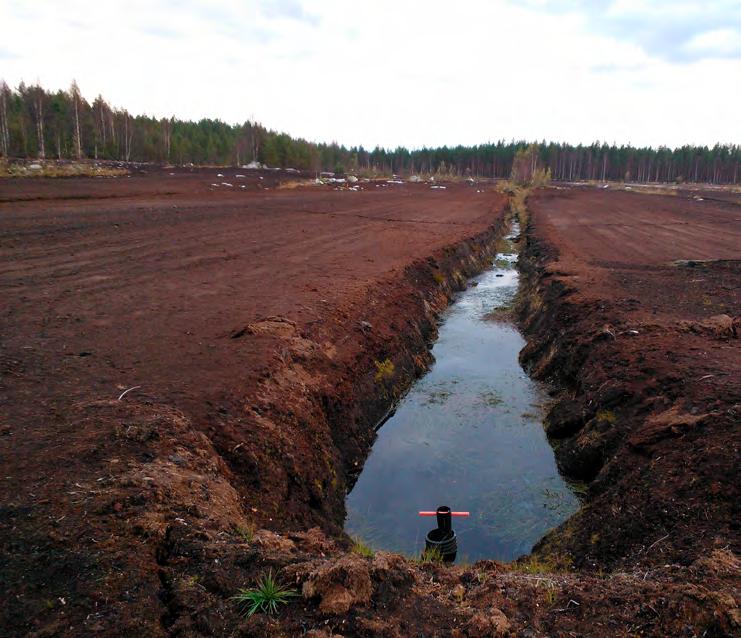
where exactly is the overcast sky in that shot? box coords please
[1,0,739,149]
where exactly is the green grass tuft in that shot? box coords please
[510,553,573,574]
[419,546,444,564]
[232,571,297,617]
[351,536,375,558]
[233,524,255,542]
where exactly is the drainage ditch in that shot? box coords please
[345,220,581,562]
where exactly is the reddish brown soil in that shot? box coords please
[519,187,740,570]
[0,171,508,635]
[1,176,738,637]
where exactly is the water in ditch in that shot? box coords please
[344,221,581,562]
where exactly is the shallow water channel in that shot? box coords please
[345,221,580,562]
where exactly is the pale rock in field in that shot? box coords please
[346,175,358,183]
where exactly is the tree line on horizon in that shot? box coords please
[1,80,739,184]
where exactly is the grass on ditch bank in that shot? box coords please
[232,571,297,617]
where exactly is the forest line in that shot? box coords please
[1,80,738,184]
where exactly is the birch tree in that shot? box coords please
[31,84,46,159]
[70,80,83,159]
[0,81,10,157]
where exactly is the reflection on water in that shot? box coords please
[344,223,580,562]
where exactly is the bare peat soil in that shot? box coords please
[519,187,740,570]
[0,175,738,637]
[0,171,508,635]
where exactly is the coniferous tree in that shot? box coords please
[0,80,738,184]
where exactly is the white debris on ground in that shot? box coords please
[386,179,404,184]
[221,182,233,187]
[217,173,224,177]
[210,183,219,187]
[346,175,359,183]
[235,174,245,178]
[408,175,422,183]
[243,161,264,169]
[431,185,447,190]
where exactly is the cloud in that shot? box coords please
[0,46,19,60]
[140,24,182,40]
[522,0,741,62]
[684,27,741,59]
[259,0,320,26]
[0,0,738,149]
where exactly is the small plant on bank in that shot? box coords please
[419,546,444,564]
[233,523,255,542]
[511,554,556,574]
[541,583,558,606]
[232,571,297,617]
[511,552,573,574]
[432,270,446,285]
[351,536,375,558]
[595,409,617,424]
[374,358,395,382]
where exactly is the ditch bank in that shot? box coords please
[210,210,513,537]
[515,191,739,574]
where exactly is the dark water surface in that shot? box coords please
[344,223,580,562]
